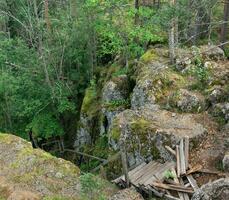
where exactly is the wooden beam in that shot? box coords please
[184,137,189,170]
[179,139,186,175]
[187,175,199,191]
[64,149,106,162]
[92,152,121,172]
[165,145,176,156]
[147,185,164,198]
[176,145,181,177]
[171,168,185,200]
[186,164,202,175]
[164,194,181,200]
[180,178,190,200]
[152,182,194,194]
[121,150,130,187]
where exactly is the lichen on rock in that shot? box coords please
[109,108,207,166]
[0,133,118,200]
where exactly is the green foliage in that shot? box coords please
[104,99,130,110]
[186,47,211,90]
[28,113,64,140]
[163,170,176,179]
[80,173,107,200]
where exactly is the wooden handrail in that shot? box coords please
[64,149,106,162]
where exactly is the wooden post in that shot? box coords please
[179,139,186,175]
[121,146,130,187]
[184,137,189,170]
[176,145,181,177]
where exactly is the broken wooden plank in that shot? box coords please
[196,169,224,175]
[152,182,194,194]
[165,145,176,156]
[176,145,181,177]
[132,161,157,183]
[180,178,190,200]
[147,185,164,198]
[120,147,129,187]
[164,194,181,200]
[113,162,147,183]
[171,168,185,200]
[142,163,161,186]
[184,137,189,170]
[136,162,160,185]
[187,175,199,191]
[186,164,202,175]
[154,161,176,181]
[179,139,186,175]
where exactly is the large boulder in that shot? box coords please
[208,86,228,104]
[109,108,207,165]
[223,152,229,171]
[131,63,186,110]
[200,45,225,61]
[211,102,229,123]
[0,133,118,199]
[191,178,229,200]
[169,89,206,112]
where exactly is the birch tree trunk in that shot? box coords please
[221,0,229,48]
[169,0,177,64]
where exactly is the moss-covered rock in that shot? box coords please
[168,89,206,113]
[0,133,117,200]
[109,108,207,165]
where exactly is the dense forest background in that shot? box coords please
[0,0,228,145]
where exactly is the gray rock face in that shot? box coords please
[109,108,207,166]
[102,75,129,103]
[208,87,226,104]
[169,89,205,112]
[74,114,91,150]
[211,102,229,122]
[200,45,225,61]
[175,48,192,71]
[131,61,168,110]
[191,178,229,200]
[102,75,129,134]
[223,152,229,171]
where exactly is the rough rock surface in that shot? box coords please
[223,152,229,171]
[110,108,206,165]
[0,133,117,200]
[208,86,228,104]
[191,178,229,200]
[200,45,225,61]
[109,188,144,200]
[74,114,92,150]
[102,75,129,133]
[211,103,229,123]
[169,89,205,112]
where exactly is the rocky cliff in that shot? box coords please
[75,45,229,173]
[0,133,121,200]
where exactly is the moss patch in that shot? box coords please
[140,49,159,63]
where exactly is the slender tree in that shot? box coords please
[221,0,229,48]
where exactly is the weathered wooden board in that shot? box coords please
[187,175,199,191]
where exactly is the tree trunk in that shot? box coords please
[134,0,139,25]
[169,0,177,64]
[44,0,51,32]
[220,0,229,48]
